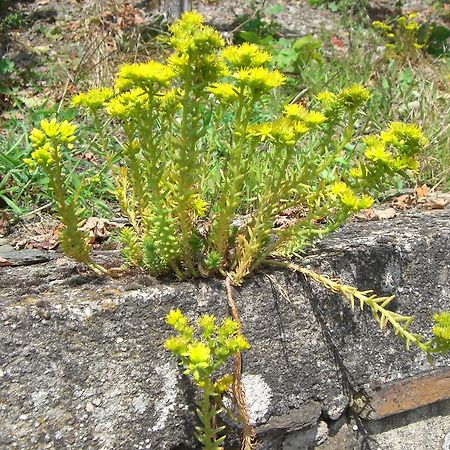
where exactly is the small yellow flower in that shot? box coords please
[71,87,114,110]
[192,195,208,217]
[349,165,364,178]
[31,143,54,167]
[372,21,392,33]
[283,103,307,120]
[188,342,211,365]
[365,141,393,164]
[247,122,273,141]
[164,336,188,355]
[166,308,185,326]
[338,85,370,109]
[222,43,272,68]
[303,111,326,128]
[316,91,341,116]
[381,122,427,155]
[219,317,239,337]
[233,67,285,93]
[115,61,175,91]
[106,88,148,119]
[169,10,204,34]
[29,127,46,148]
[30,119,77,151]
[270,119,297,145]
[208,82,239,104]
[330,181,349,196]
[198,315,215,336]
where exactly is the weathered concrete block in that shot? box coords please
[0,209,449,449]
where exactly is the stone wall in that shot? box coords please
[1,209,449,449]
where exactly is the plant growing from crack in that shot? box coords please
[164,309,250,450]
[27,11,450,449]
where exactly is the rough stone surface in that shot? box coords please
[1,209,449,449]
[363,400,450,450]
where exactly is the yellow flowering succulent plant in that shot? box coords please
[27,11,450,449]
[29,11,446,343]
[372,13,429,58]
[28,10,435,305]
[164,309,250,449]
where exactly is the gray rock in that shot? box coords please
[0,244,54,266]
[0,209,449,449]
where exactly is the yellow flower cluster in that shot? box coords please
[233,67,285,93]
[364,136,394,164]
[316,85,370,116]
[169,11,224,54]
[372,20,392,33]
[106,88,148,119]
[192,195,208,217]
[362,122,426,173]
[208,82,239,104]
[222,43,272,68]
[330,181,374,211]
[164,309,250,383]
[373,13,425,55]
[71,87,114,110]
[380,122,428,155]
[27,119,77,168]
[282,104,326,128]
[397,14,420,32]
[115,61,175,91]
[247,118,309,145]
[338,85,371,109]
[316,91,340,111]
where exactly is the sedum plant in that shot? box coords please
[164,309,250,449]
[372,13,429,58]
[27,11,450,449]
[29,12,427,285]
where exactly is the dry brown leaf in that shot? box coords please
[80,217,125,244]
[0,256,13,267]
[421,197,449,210]
[374,207,397,220]
[391,194,415,210]
[415,184,430,199]
[355,209,378,221]
[81,217,111,244]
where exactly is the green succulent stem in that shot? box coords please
[175,67,198,276]
[211,91,255,261]
[267,260,431,353]
[197,379,223,450]
[47,142,106,274]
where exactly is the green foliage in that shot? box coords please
[430,312,450,354]
[29,12,428,284]
[164,309,250,449]
[0,11,25,31]
[308,0,368,15]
